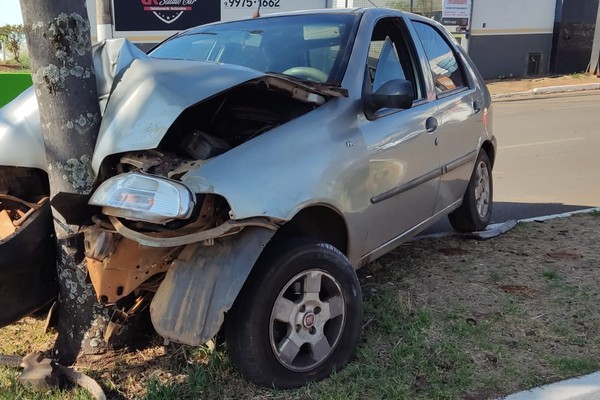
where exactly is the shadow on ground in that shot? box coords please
[421,201,597,236]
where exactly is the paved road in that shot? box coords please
[424,91,600,235]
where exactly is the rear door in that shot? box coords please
[410,20,485,213]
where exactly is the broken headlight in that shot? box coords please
[89,172,195,224]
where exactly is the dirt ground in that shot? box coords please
[363,212,600,398]
[1,213,599,399]
[0,64,28,73]
[486,73,600,95]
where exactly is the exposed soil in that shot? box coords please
[0,63,28,73]
[486,73,600,95]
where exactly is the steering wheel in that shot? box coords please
[282,66,329,83]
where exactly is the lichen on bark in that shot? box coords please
[61,154,95,194]
[29,12,94,96]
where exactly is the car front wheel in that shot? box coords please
[448,150,493,232]
[225,238,362,389]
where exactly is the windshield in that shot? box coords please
[149,14,358,84]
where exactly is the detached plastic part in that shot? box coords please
[0,200,57,328]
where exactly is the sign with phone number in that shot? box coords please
[222,0,326,21]
[113,0,327,34]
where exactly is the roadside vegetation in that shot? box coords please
[0,24,28,71]
[1,213,599,399]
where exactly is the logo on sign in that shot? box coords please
[140,0,198,24]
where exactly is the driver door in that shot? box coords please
[358,17,441,255]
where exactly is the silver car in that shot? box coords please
[0,8,495,388]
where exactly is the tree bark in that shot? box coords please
[19,0,108,365]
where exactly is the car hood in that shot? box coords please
[92,58,266,172]
[0,38,343,173]
[92,51,347,173]
[0,38,147,172]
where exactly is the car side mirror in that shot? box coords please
[372,79,414,111]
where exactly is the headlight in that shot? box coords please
[89,172,195,224]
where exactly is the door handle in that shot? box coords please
[473,100,482,113]
[426,117,438,133]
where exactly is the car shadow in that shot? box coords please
[420,201,598,236]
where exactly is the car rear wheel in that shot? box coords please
[225,238,362,389]
[448,150,493,232]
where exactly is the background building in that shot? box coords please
[468,0,556,79]
[551,0,600,74]
[87,0,351,50]
[86,0,598,78]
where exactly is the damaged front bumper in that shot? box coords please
[83,185,279,345]
[0,196,57,327]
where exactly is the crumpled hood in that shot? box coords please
[0,38,147,172]
[92,58,264,172]
[0,38,340,174]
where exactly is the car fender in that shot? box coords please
[150,226,275,346]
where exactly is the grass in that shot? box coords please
[0,72,32,108]
[541,269,559,281]
[1,214,600,399]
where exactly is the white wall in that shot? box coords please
[471,0,555,36]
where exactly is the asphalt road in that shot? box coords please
[424,91,600,235]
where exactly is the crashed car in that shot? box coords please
[0,8,495,388]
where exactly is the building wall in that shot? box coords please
[468,34,553,79]
[551,0,599,74]
[468,0,556,79]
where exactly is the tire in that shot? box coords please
[448,150,493,232]
[225,238,362,389]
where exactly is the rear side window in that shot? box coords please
[412,21,466,94]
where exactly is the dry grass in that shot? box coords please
[1,213,599,399]
[486,73,600,95]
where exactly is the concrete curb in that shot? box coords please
[519,207,600,223]
[416,207,600,241]
[491,83,600,100]
[500,371,600,400]
[532,82,600,95]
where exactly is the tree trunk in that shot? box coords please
[19,0,108,365]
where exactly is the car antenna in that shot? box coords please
[252,4,261,18]
[366,0,379,7]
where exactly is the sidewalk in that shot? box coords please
[486,73,600,99]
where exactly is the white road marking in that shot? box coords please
[499,137,586,150]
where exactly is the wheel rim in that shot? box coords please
[474,160,490,219]
[269,269,346,372]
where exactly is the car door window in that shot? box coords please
[367,18,424,102]
[412,21,467,94]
